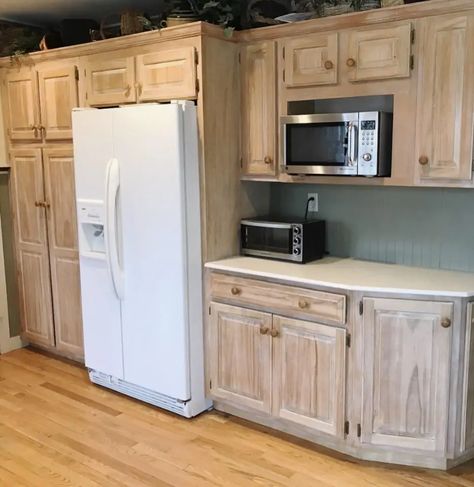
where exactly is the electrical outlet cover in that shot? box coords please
[307,193,318,212]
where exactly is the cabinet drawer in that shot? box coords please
[210,273,346,325]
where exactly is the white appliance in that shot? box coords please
[72,102,211,418]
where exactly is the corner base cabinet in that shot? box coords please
[206,266,474,469]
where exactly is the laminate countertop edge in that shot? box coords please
[205,256,474,298]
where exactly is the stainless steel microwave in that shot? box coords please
[280,111,392,177]
[241,217,325,264]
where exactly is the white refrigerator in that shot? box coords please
[72,102,211,417]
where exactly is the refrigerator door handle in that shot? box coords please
[105,158,124,300]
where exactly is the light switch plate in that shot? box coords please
[307,193,319,212]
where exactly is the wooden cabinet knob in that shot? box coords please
[259,326,269,335]
[346,58,356,68]
[124,84,131,97]
[231,287,241,296]
[270,329,279,338]
[298,300,309,309]
[418,155,429,166]
[441,318,451,328]
[136,82,143,97]
[34,201,42,207]
[324,60,334,70]
[264,156,273,165]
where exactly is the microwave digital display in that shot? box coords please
[361,120,376,130]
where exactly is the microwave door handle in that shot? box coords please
[348,122,358,166]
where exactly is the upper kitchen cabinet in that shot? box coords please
[84,55,136,106]
[346,23,412,82]
[241,41,277,177]
[415,15,474,182]
[37,65,79,140]
[3,69,41,142]
[282,33,338,87]
[136,46,197,102]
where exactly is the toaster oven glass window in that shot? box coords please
[245,226,292,254]
[286,122,348,166]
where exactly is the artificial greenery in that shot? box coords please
[0,22,43,58]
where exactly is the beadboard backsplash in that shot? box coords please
[270,184,474,273]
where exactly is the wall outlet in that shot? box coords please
[307,193,319,212]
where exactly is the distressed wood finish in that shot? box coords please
[210,273,346,325]
[84,55,136,106]
[283,33,338,87]
[136,46,197,102]
[43,148,83,361]
[462,302,474,451]
[272,315,346,438]
[208,303,272,414]
[240,41,277,177]
[3,69,40,141]
[415,15,474,182]
[9,149,55,348]
[361,297,453,453]
[38,65,79,140]
[346,23,412,82]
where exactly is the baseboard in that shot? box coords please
[0,335,26,354]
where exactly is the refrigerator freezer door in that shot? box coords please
[72,109,124,379]
[114,104,192,401]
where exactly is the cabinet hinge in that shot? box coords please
[74,66,79,81]
[357,424,362,438]
[282,46,285,59]
[194,50,199,65]
[196,78,200,93]
[283,70,286,83]
[346,333,351,348]
[85,92,88,100]
[359,301,363,315]
[209,380,212,389]
[344,421,350,436]
[240,157,243,169]
[410,28,415,44]
[410,55,415,70]
[238,52,241,64]
[208,305,211,315]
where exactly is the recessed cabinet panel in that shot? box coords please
[136,47,197,101]
[85,56,136,106]
[347,23,412,82]
[38,65,78,140]
[361,297,453,453]
[4,70,41,141]
[416,15,474,181]
[209,303,272,413]
[283,33,338,87]
[273,316,346,438]
[241,41,277,177]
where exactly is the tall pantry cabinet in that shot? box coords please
[3,61,84,361]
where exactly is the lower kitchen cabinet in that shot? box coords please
[208,303,272,413]
[272,315,346,438]
[361,297,453,453]
[10,147,84,361]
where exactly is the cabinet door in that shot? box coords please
[38,65,78,140]
[283,33,338,87]
[43,148,83,361]
[4,70,41,141]
[241,42,277,177]
[10,149,55,347]
[209,303,272,413]
[84,56,136,106]
[273,316,346,437]
[136,47,197,102]
[346,23,412,82]
[415,16,474,181]
[362,298,453,453]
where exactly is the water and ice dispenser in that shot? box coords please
[77,200,106,258]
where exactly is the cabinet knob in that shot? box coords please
[124,84,131,97]
[270,329,279,338]
[298,299,309,309]
[441,318,451,328]
[259,326,269,335]
[418,155,429,166]
[34,201,42,207]
[264,156,273,165]
[346,58,356,68]
[324,60,334,70]
[231,287,241,296]
[136,82,143,97]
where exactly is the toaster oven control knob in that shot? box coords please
[293,226,301,235]
[293,237,301,245]
[293,248,301,256]
[362,153,372,162]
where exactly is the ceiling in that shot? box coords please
[0,0,165,26]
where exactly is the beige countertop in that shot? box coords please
[205,256,474,298]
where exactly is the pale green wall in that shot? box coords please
[270,184,474,272]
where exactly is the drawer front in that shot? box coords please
[210,273,346,325]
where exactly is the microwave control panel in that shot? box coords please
[358,114,379,176]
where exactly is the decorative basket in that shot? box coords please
[120,10,144,36]
[359,0,381,10]
[321,3,354,17]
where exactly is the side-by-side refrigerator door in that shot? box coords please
[72,109,124,380]
[114,104,192,401]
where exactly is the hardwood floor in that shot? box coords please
[1,349,474,486]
